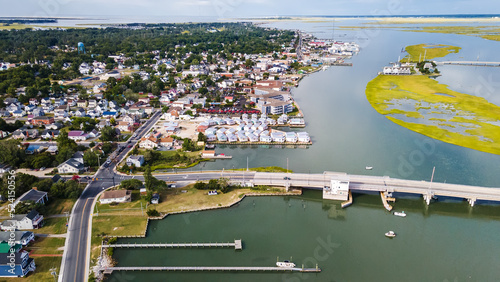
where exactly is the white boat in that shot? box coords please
[365,166,373,170]
[276,260,296,268]
[394,211,406,217]
[385,231,396,238]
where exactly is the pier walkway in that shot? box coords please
[103,266,321,273]
[103,240,243,250]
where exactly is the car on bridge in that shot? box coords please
[283,177,291,180]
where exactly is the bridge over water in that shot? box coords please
[232,171,500,207]
[434,61,500,67]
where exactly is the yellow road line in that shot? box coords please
[73,198,89,282]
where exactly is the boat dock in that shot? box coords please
[103,266,321,274]
[341,190,353,208]
[103,239,243,250]
[380,192,393,211]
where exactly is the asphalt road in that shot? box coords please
[59,111,163,282]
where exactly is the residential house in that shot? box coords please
[14,188,48,208]
[99,190,131,204]
[0,231,34,246]
[96,120,110,129]
[126,155,144,168]
[67,131,88,141]
[11,129,38,140]
[159,136,174,148]
[46,122,63,130]
[57,157,84,174]
[76,100,87,108]
[117,121,132,132]
[88,99,97,108]
[31,116,54,126]
[139,137,158,149]
[0,251,36,277]
[102,111,118,119]
[0,210,44,230]
[12,110,26,117]
[46,146,58,155]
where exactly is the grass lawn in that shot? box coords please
[36,217,68,235]
[44,198,77,215]
[28,237,66,255]
[366,74,500,155]
[0,197,76,217]
[403,43,461,61]
[130,149,207,171]
[95,184,294,216]
[91,215,147,261]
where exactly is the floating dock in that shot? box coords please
[103,239,243,250]
[103,266,321,273]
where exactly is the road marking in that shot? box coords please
[74,198,90,282]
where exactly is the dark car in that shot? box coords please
[283,177,291,180]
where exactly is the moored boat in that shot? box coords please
[385,231,396,238]
[365,166,373,170]
[276,260,296,268]
[394,211,406,217]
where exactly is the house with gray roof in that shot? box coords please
[13,188,48,208]
[0,210,44,230]
[0,231,34,246]
[57,158,84,174]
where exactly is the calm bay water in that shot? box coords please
[108,20,500,281]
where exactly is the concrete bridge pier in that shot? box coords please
[423,193,432,206]
[468,198,476,207]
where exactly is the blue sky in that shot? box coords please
[0,0,498,18]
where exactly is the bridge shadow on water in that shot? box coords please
[288,189,500,221]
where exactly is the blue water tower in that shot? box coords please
[78,42,85,54]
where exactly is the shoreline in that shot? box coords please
[103,190,302,239]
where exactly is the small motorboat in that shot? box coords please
[276,260,296,268]
[394,211,406,217]
[365,166,373,170]
[385,231,396,238]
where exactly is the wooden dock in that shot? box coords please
[104,266,321,273]
[341,190,353,208]
[380,192,393,211]
[103,239,243,250]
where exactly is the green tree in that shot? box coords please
[57,129,77,150]
[197,132,207,142]
[120,179,143,190]
[102,142,114,154]
[146,209,159,217]
[83,151,99,167]
[31,153,53,169]
[101,126,118,141]
[144,166,154,190]
[0,139,25,167]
